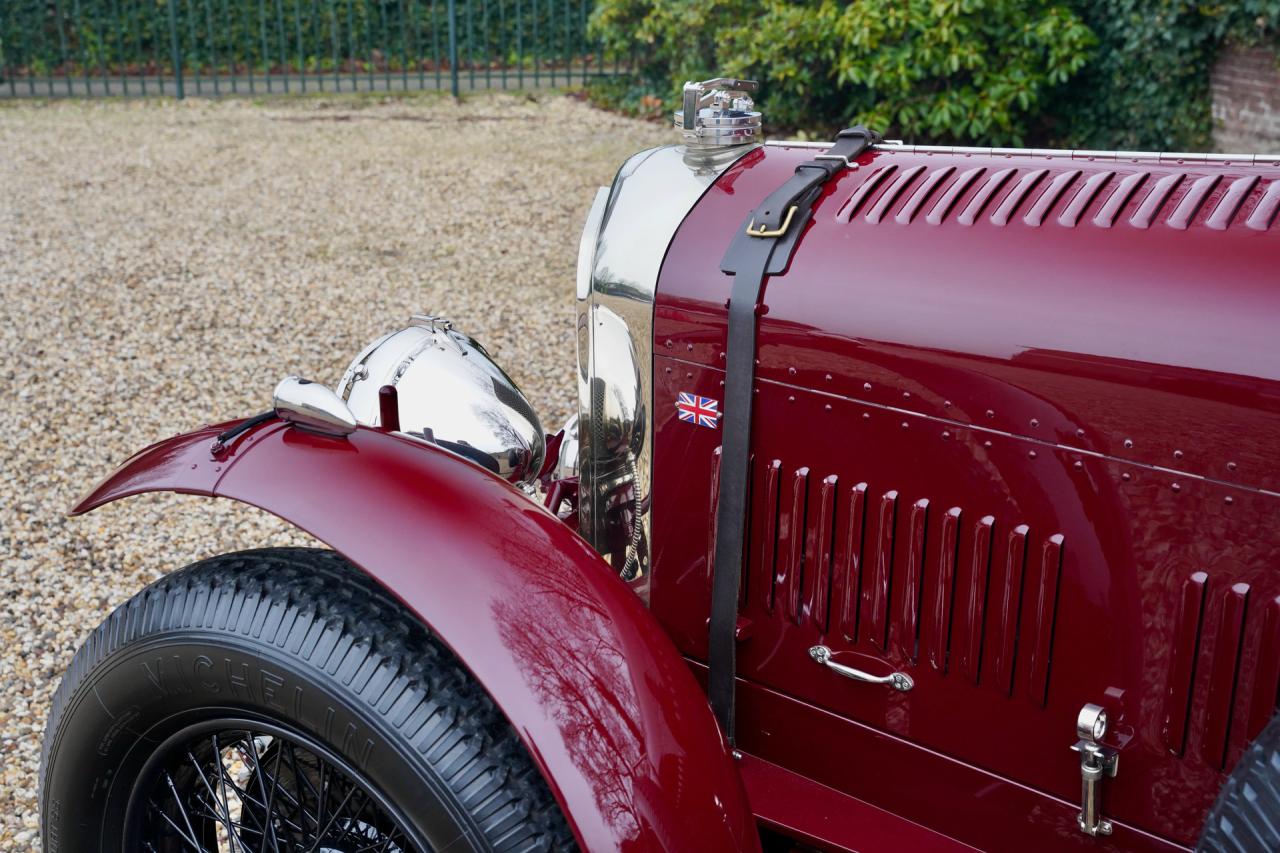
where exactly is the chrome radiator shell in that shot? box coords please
[576,143,753,584]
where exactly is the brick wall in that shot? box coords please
[1212,46,1280,153]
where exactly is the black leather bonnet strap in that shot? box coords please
[708,126,882,742]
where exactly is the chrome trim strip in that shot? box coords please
[767,140,1280,164]
[578,143,754,586]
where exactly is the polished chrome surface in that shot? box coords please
[577,188,610,302]
[554,413,580,480]
[578,143,752,583]
[273,376,357,437]
[769,139,1280,163]
[674,77,762,147]
[340,315,546,489]
[808,645,915,692]
[1070,702,1119,837]
[1077,703,1108,741]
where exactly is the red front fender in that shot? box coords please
[72,420,759,853]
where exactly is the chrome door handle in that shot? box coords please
[808,645,914,692]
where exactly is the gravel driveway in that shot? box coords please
[0,92,667,848]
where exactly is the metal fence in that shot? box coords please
[0,0,631,98]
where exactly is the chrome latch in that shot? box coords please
[1070,703,1119,837]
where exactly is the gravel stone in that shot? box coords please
[0,92,669,848]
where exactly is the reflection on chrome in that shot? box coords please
[339,315,546,490]
[576,143,753,588]
[554,414,580,481]
[273,376,358,437]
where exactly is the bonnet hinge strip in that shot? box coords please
[708,126,882,742]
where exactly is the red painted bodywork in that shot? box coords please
[72,422,759,853]
[652,144,1280,850]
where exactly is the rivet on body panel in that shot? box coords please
[1227,461,1238,472]
[986,409,995,419]
[1029,451,1038,459]
[825,374,833,382]
[943,400,952,408]
[903,391,911,399]
[1173,450,1184,460]
[1073,460,1084,470]
[863,382,873,392]
[1122,472,1132,481]
[942,430,951,440]
[1030,418,1040,428]
[1171,483,1181,492]
[1123,438,1134,449]
[1225,496,1235,505]
[789,367,797,376]
[901,421,909,429]
[983,440,993,448]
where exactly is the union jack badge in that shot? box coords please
[676,392,720,429]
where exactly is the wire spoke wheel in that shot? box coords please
[128,719,422,853]
[43,549,574,852]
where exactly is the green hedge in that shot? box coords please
[0,0,593,77]
[588,0,1280,149]
[1060,0,1280,150]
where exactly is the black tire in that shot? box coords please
[1199,713,1280,852]
[40,547,576,852]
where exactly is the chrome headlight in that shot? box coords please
[339,315,545,489]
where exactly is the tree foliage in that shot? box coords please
[1060,0,1280,150]
[590,0,1280,149]
[591,0,1095,145]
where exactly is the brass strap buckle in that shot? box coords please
[746,205,797,238]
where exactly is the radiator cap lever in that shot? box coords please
[673,77,762,147]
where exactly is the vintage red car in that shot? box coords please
[42,78,1280,852]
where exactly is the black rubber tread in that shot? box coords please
[41,546,576,852]
[1200,712,1280,852]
